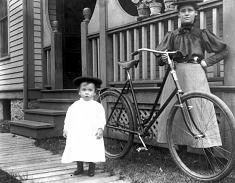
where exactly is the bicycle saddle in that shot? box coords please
[118,59,139,70]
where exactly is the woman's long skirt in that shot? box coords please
[157,63,222,148]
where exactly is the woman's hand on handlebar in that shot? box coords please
[158,50,168,66]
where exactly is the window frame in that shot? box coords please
[0,0,9,59]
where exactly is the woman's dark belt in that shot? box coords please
[176,56,202,64]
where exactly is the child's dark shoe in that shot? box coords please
[74,161,84,175]
[74,169,84,175]
[88,162,95,177]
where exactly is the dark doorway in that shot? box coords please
[60,0,96,88]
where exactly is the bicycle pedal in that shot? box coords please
[136,147,148,152]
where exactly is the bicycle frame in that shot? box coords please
[117,62,181,137]
[105,48,205,141]
[101,48,235,182]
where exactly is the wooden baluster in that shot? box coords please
[200,11,206,29]
[45,49,51,88]
[212,8,221,78]
[168,19,174,31]
[119,32,125,81]
[92,39,98,77]
[178,17,181,28]
[126,30,133,78]
[158,21,165,79]
[150,23,156,80]
[113,34,118,82]
[200,11,212,78]
[134,28,140,80]
[142,26,148,80]
[97,38,100,78]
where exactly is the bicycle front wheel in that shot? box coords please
[167,91,235,182]
[97,89,136,159]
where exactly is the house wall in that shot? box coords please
[0,0,24,92]
[33,0,43,89]
[0,0,44,121]
[0,0,25,121]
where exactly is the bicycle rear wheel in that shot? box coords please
[167,91,235,182]
[97,89,136,159]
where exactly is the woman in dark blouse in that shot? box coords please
[156,0,228,147]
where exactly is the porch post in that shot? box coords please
[99,0,107,86]
[81,8,92,76]
[51,21,63,89]
[223,0,235,115]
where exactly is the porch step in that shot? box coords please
[24,109,66,115]
[11,90,79,139]
[9,120,54,129]
[9,120,56,139]
[24,109,66,123]
[38,98,76,110]
[10,109,67,139]
[41,89,78,99]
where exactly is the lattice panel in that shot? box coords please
[139,109,158,140]
[106,102,159,141]
[111,108,129,127]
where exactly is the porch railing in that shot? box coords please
[87,0,223,86]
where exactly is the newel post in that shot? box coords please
[99,0,108,87]
[51,20,63,88]
[81,8,92,76]
[222,0,235,115]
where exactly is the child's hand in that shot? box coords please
[95,128,103,139]
[63,130,67,138]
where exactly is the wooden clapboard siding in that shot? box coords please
[48,0,56,23]
[0,0,24,91]
[0,72,23,80]
[0,60,23,70]
[0,66,23,76]
[33,0,43,88]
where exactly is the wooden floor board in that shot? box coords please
[0,133,130,183]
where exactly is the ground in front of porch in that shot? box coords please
[0,133,127,183]
[2,132,235,183]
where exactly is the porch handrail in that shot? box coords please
[85,0,224,86]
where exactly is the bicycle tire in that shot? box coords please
[167,91,235,182]
[97,89,136,159]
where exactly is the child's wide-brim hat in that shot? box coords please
[73,76,102,87]
[173,0,203,5]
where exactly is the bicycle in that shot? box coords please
[97,48,235,182]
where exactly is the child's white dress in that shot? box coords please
[61,98,106,163]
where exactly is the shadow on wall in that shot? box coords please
[118,0,138,16]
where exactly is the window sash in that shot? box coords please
[0,0,8,58]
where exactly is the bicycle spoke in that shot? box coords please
[167,92,235,181]
[98,90,136,159]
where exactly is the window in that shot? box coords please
[0,0,8,57]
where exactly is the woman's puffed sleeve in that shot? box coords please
[201,29,228,67]
[155,31,174,66]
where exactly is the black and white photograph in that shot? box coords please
[0,0,235,182]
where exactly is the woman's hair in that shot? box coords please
[177,3,199,11]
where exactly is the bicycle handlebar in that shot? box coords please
[131,48,178,56]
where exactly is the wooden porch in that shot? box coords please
[9,0,235,139]
[0,133,128,183]
[82,0,225,86]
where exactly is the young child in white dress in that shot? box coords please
[61,76,106,177]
